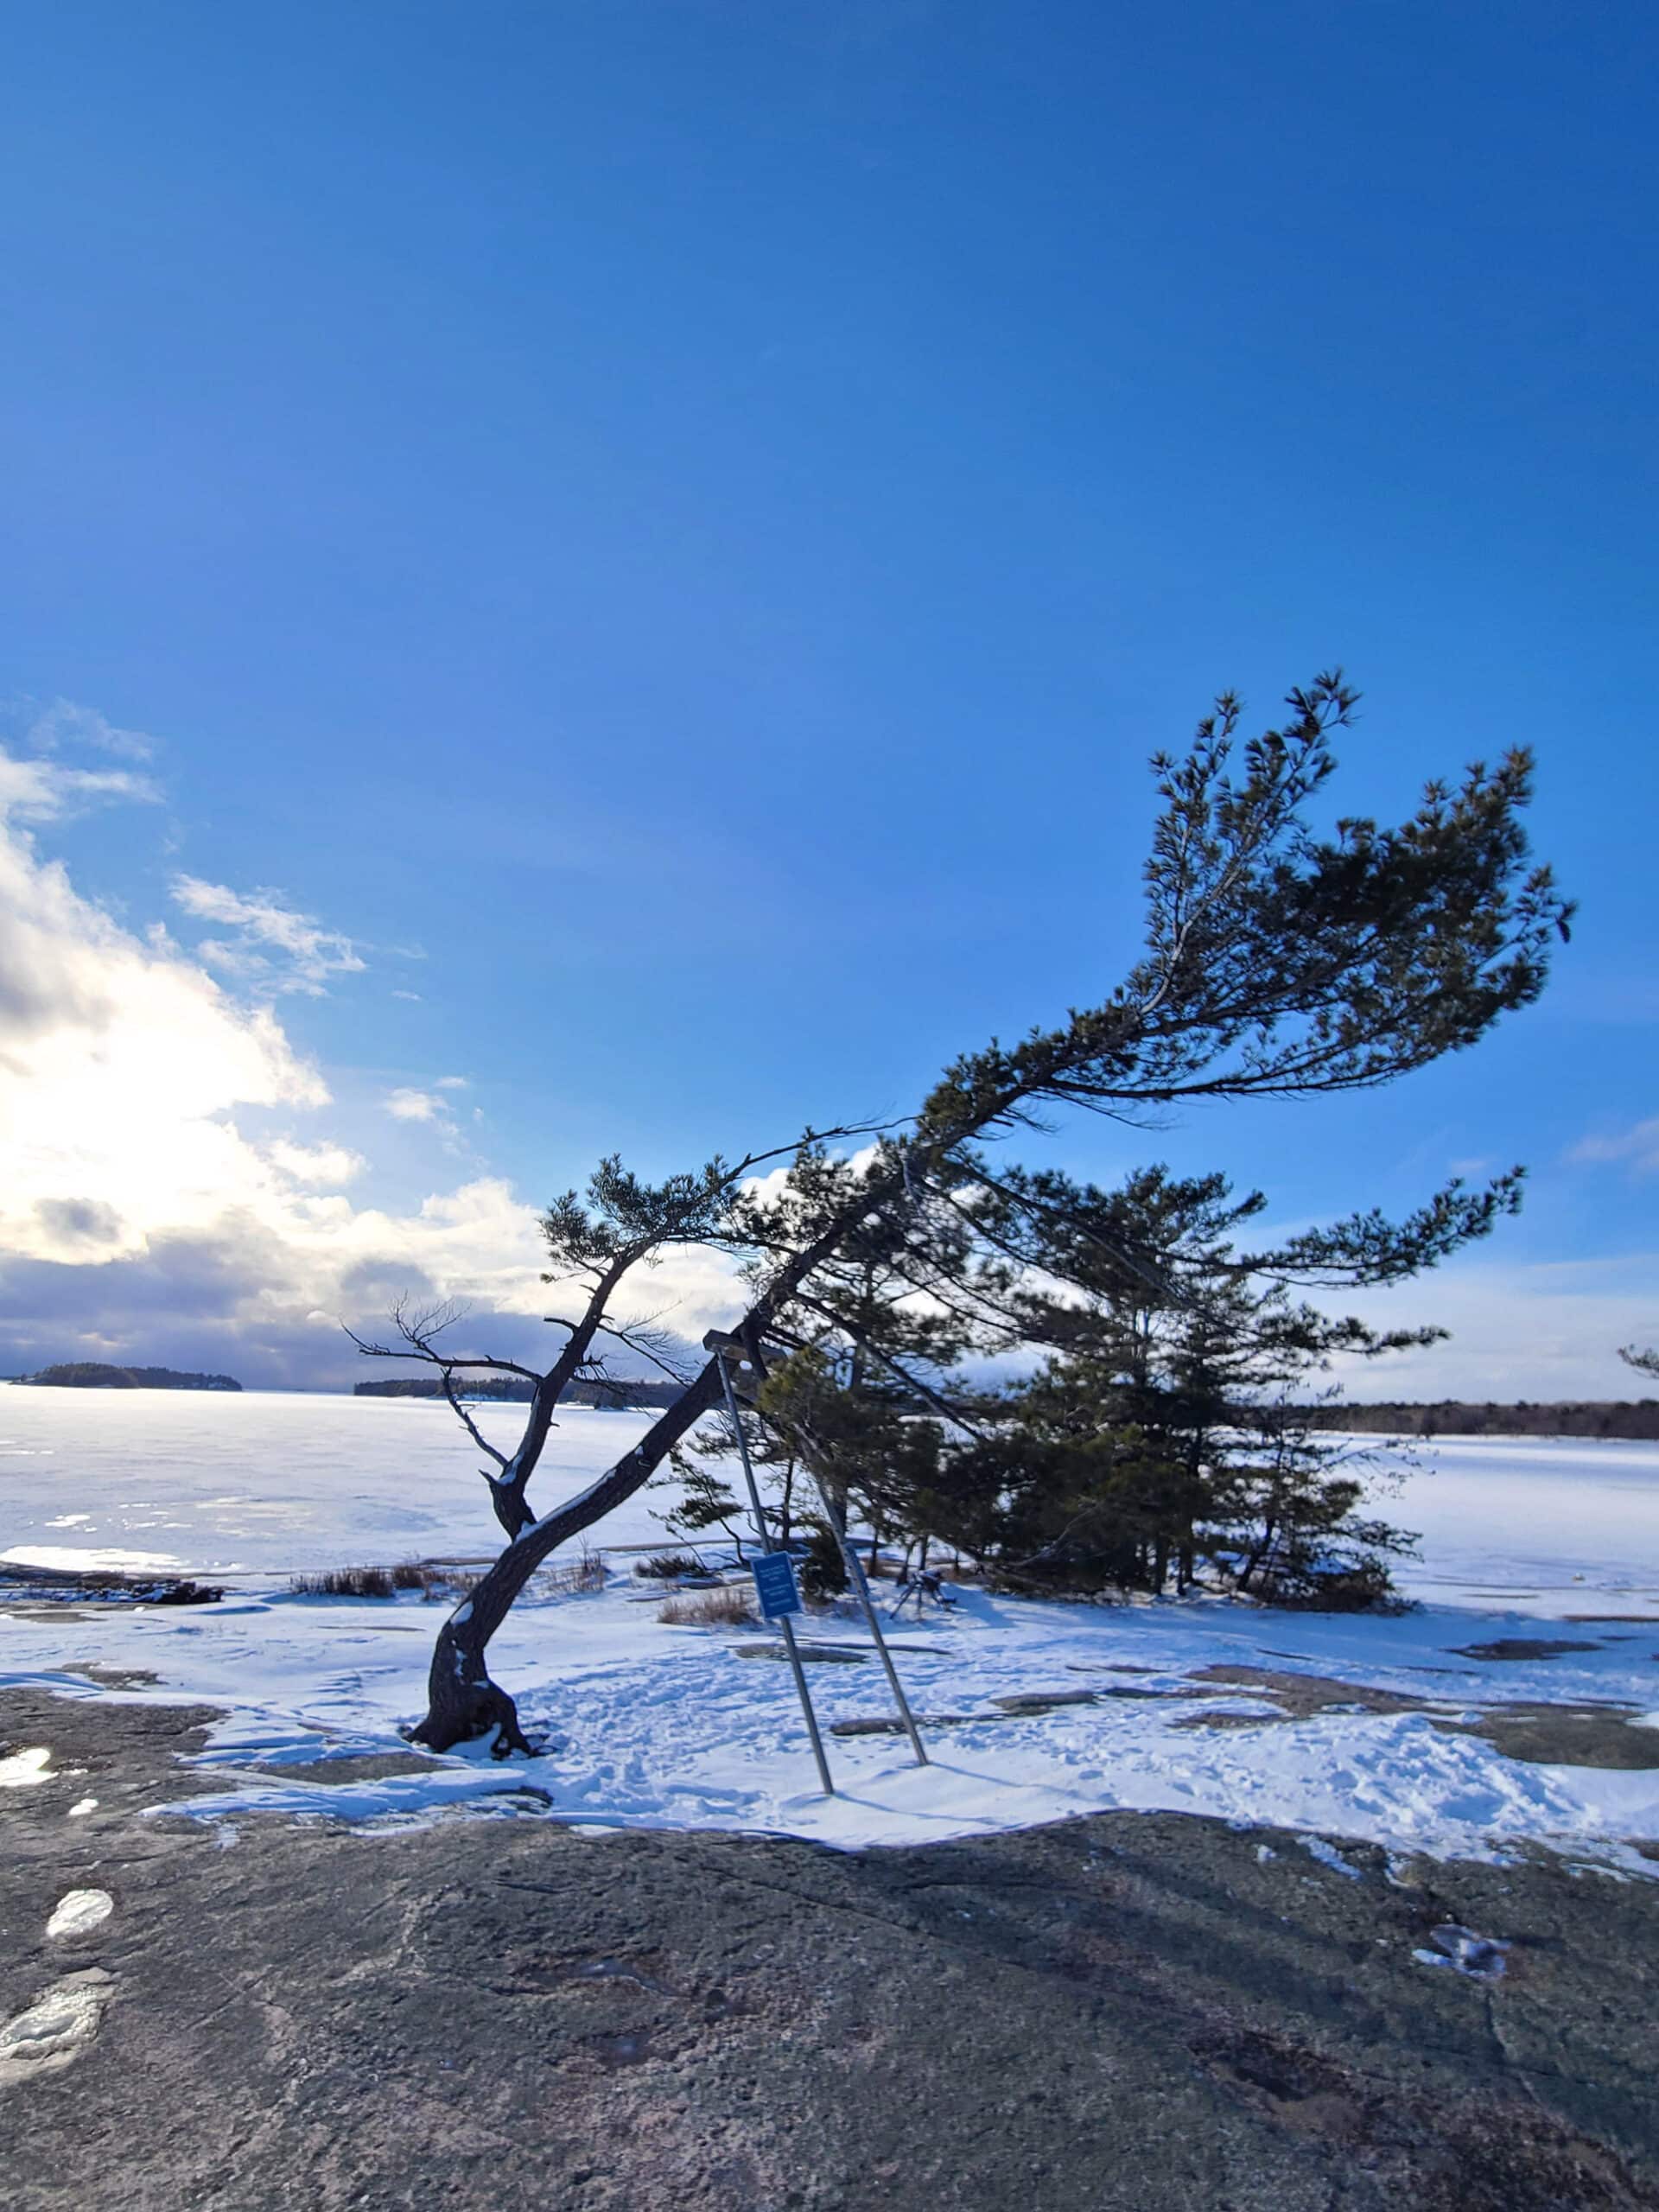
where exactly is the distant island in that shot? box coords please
[354,1376,680,1409]
[13,1363,243,1392]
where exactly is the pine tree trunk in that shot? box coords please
[409,1365,724,1751]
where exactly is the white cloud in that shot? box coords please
[21,696,156,763]
[385,1088,442,1122]
[0,779,327,1269]
[170,876,366,996]
[391,988,423,1002]
[0,749,158,824]
[435,1075,468,1090]
[1570,1116,1659,1176]
[266,1140,365,1187]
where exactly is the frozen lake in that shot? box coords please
[3,1386,1657,1619]
[0,1387,665,1576]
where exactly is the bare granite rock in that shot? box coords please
[0,1687,1656,2211]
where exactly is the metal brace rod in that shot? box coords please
[798,1434,928,1767]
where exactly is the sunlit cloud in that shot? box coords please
[385,1087,443,1122]
[170,875,366,996]
[0,740,592,1384]
[1571,1116,1659,1176]
[19,696,157,764]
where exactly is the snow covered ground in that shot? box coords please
[3,1387,1658,1865]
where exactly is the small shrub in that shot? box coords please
[538,1546,610,1598]
[391,1561,429,1591]
[145,1580,226,1606]
[1254,1556,1409,1613]
[797,1520,848,1602]
[634,1551,703,1580]
[658,1586,756,1628]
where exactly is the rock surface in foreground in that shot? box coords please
[0,1688,1656,2210]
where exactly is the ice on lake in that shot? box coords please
[0,1386,664,1576]
[3,1386,1656,1618]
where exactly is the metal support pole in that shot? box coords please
[715,1351,834,1797]
[801,1445,929,1767]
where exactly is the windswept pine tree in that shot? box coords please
[351,676,1573,1753]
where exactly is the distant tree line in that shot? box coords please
[353,1375,680,1408]
[1293,1399,1659,1440]
[12,1362,243,1392]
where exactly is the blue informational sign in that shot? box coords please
[751,1550,804,1620]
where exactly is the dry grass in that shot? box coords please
[633,1550,704,1580]
[289,1561,441,1599]
[541,1545,609,1598]
[290,1566,397,1599]
[657,1586,756,1628]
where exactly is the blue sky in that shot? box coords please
[0,1,1654,1392]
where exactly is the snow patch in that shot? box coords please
[0,1747,53,1789]
[0,1972,113,2086]
[4,1545,187,1573]
[1301,1835,1365,1881]
[46,1889,113,1939]
[1413,1923,1510,1980]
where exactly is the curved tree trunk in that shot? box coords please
[411,1363,727,1750]
[407,1159,947,1751]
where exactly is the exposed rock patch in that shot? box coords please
[1452,1638,1603,1662]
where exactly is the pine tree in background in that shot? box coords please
[904,1163,1466,1602]
[653,1410,805,1563]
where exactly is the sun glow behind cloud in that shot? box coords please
[0,735,750,1385]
